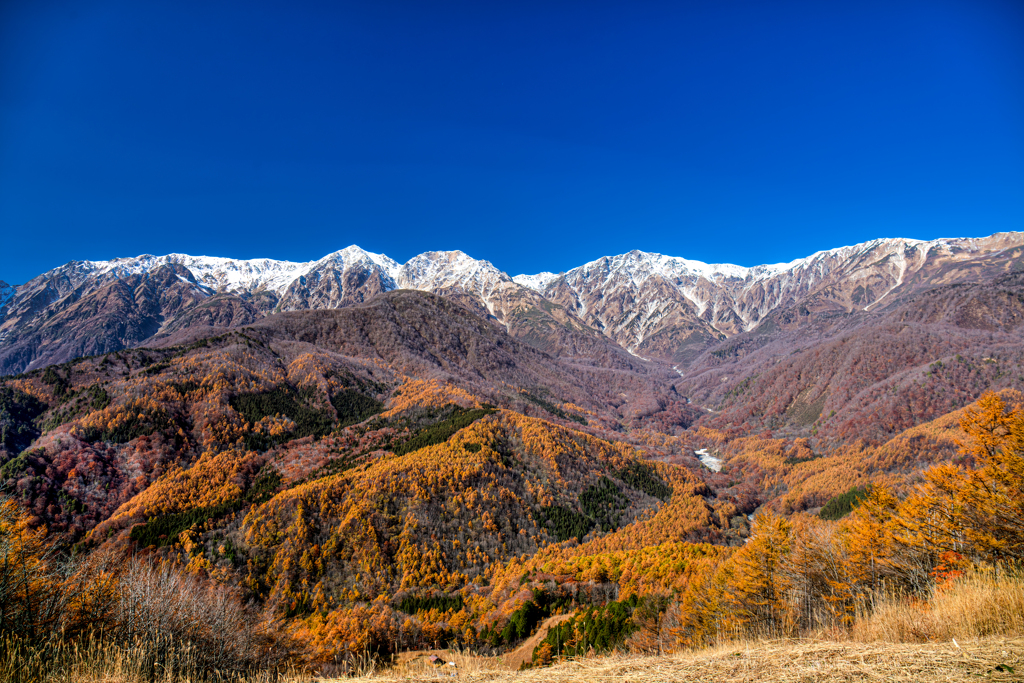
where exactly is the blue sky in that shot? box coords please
[1,0,1022,284]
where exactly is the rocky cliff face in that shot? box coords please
[2,233,1021,375]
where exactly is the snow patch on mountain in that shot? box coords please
[19,234,1011,306]
[89,253,315,293]
[312,246,401,291]
[535,235,1024,342]
[317,246,401,277]
[512,272,559,291]
[398,251,508,291]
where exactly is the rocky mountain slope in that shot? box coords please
[537,233,1024,363]
[1,233,1021,375]
[666,268,1024,448]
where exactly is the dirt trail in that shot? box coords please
[499,613,574,670]
[394,613,574,674]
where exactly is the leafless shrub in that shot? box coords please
[1,497,294,680]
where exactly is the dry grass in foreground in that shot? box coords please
[0,636,297,683]
[342,637,1024,682]
[853,568,1024,643]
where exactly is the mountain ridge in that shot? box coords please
[1,232,1021,375]
[11,232,1020,297]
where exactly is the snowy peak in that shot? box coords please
[398,250,511,293]
[316,246,401,278]
[274,246,403,311]
[533,233,1024,358]
[514,234,1020,298]
[565,250,753,290]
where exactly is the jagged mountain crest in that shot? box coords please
[1,232,1022,374]
[539,233,1024,360]
[0,246,614,374]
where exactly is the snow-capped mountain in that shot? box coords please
[274,247,400,312]
[0,246,598,374]
[539,233,1024,361]
[1,232,1021,374]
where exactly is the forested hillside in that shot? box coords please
[2,287,1023,678]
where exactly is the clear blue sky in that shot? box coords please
[1,0,1022,284]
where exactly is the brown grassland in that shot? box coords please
[361,639,1024,683]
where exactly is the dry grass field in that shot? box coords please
[7,637,1019,683]
[347,638,1024,682]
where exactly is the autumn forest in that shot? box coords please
[2,282,1024,679]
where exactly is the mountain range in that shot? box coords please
[2,232,1022,376]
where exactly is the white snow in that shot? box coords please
[548,235,1019,334]
[88,253,317,293]
[695,448,722,472]
[512,272,559,291]
[33,247,523,318]
[561,237,979,297]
